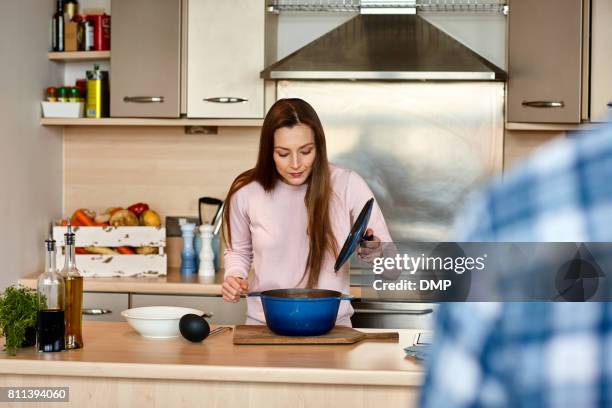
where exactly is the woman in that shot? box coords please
[222,98,392,326]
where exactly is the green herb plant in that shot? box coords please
[0,285,42,355]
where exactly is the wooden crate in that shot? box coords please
[53,226,167,278]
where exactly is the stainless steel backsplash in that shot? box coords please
[277,80,504,242]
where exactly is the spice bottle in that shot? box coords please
[46,87,58,102]
[57,87,69,103]
[68,87,81,102]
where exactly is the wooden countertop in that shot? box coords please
[18,268,363,297]
[0,321,424,387]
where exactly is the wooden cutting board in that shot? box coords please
[233,325,399,345]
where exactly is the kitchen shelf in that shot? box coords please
[48,51,110,61]
[40,117,264,127]
[268,0,507,14]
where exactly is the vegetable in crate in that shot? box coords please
[109,209,139,226]
[85,246,118,255]
[140,210,161,227]
[94,207,122,225]
[127,202,149,217]
[94,212,110,225]
[71,209,96,226]
[0,286,40,355]
[107,207,123,216]
[136,246,157,255]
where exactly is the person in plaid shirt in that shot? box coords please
[420,125,612,407]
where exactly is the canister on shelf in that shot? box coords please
[86,14,111,51]
[86,64,109,118]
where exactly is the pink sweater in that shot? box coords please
[224,165,392,325]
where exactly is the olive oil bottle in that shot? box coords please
[60,224,84,349]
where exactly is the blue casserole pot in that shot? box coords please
[250,289,352,336]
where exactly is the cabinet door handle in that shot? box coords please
[82,308,112,315]
[123,96,165,103]
[522,101,564,108]
[203,97,248,104]
[606,102,612,108]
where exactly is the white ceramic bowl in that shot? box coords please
[121,306,204,339]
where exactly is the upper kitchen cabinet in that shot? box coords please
[507,0,583,123]
[110,0,181,118]
[590,0,612,122]
[187,0,265,118]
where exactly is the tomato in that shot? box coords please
[127,203,149,217]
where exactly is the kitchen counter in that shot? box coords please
[18,268,364,297]
[0,321,423,407]
[19,268,227,296]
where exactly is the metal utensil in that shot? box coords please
[212,202,224,236]
[198,197,223,225]
[209,326,232,336]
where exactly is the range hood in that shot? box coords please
[261,14,506,81]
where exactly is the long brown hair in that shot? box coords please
[223,98,337,288]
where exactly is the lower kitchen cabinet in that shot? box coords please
[131,294,247,325]
[83,292,129,322]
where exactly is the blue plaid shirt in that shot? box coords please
[420,125,612,407]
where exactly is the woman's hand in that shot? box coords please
[222,276,248,303]
[357,228,383,262]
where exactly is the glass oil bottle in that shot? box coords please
[37,238,65,352]
[61,224,84,349]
